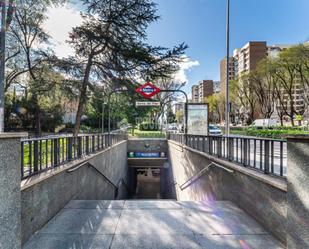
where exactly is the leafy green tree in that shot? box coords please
[206,93,225,124]
[57,0,187,135]
[251,59,277,119]
[7,0,65,134]
[273,47,307,126]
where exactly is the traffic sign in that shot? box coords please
[135,82,161,99]
[296,115,303,121]
[136,101,160,107]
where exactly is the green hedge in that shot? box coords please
[231,128,309,139]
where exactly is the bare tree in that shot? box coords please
[251,59,277,119]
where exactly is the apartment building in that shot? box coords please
[220,40,309,122]
[213,81,221,94]
[191,85,199,103]
[198,80,214,102]
[191,80,214,103]
[220,57,235,96]
[233,41,267,76]
[267,44,293,58]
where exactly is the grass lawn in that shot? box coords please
[129,129,166,138]
[22,138,70,172]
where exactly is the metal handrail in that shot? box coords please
[179,162,233,191]
[88,163,118,189]
[88,163,130,199]
[117,178,130,196]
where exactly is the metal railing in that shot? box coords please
[21,131,127,179]
[168,133,287,178]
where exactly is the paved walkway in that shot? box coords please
[23,200,284,249]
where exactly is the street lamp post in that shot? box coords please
[0,1,6,133]
[225,0,230,136]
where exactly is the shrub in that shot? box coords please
[232,127,309,139]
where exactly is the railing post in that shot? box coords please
[228,137,233,161]
[217,137,221,157]
[67,137,73,161]
[244,138,248,166]
[77,136,82,157]
[209,136,213,155]
[264,140,270,174]
[86,136,89,155]
[92,135,95,152]
[53,139,58,166]
[33,140,39,172]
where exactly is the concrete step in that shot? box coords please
[23,200,285,249]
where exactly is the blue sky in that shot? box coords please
[146,0,309,94]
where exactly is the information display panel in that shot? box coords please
[187,104,209,135]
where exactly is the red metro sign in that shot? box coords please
[135,82,161,99]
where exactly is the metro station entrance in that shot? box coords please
[134,168,161,199]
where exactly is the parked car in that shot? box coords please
[168,123,178,131]
[209,124,222,136]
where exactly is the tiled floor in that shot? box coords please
[23,200,285,249]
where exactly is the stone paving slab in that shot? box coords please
[23,234,113,249]
[178,201,242,213]
[64,200,125,210]
[195,234,285,249]
[123,200,182,209]
[40,209,122,235]
[23,200,285,249]
[115,209,192,235]
[110,234,201,249]
[184,208,268,235]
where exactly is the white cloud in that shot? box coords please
[44,4,83,58]
[173,55,200,84]
[43,6,201,87]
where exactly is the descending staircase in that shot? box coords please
[23,200,284,249]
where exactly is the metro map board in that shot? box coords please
[187,104,209,135]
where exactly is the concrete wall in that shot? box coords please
[287,136,309,249]
[168,140,287,244]
[0,133,27,249]
[128,138,167,154]
[21,140,128,245]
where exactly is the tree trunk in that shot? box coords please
[35,109,41,136]
[31,94,41,137]
[74,56,93,136]
[280,116,284,126]
[290,115,295,126]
